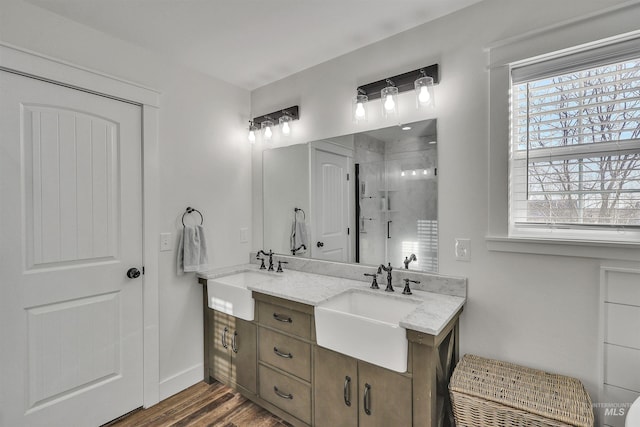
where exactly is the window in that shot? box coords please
[509,41,640,241]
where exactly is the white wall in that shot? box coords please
[263,144,310,255]
[1,0,251,400]
[250,0,640,416]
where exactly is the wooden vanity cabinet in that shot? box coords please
[201,278,461,427]
[201,278,257,395]
[254,293,315,426]
[314,346,412,427]
[207,309,257,395]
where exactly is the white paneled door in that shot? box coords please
[312,149,350,262]
[0,71,144,426]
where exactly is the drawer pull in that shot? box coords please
[221,327,229,349]
[232,331,238,353]
[273,386,293,400]
[364,383,372,415]
[343,376,352,407]
[273,313,292,323]
[273,347,293,359]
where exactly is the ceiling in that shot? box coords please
[26,0,484,90]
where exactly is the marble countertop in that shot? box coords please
[200,263,465,336]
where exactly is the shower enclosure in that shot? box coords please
[355,147,438,272]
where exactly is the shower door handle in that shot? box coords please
[387,221,392,239]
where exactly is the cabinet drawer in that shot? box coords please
[259,365,311,425]
[257,301,311,340]
[259,328,311,381]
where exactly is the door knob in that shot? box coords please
[126,268,141,279]
[317,241,324,248]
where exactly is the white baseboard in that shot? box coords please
[158,363,204,402]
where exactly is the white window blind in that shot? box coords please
[510,43,640,236]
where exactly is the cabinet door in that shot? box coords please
[359,361,412,427]
[314,346,358,427]
[210,310,232,384]
[231,317,257,394]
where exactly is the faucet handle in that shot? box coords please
[402,279,420,295]
[258,257,266,270]
[277,261,288,273]
[364,273,379,289]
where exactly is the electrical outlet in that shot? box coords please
[455,238,470,261]
[160,232,172,251]
[239,227,249,243]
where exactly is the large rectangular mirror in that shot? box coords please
[263,119,437,272]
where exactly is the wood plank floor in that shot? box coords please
[104,381,292,427]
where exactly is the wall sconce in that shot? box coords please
[249,105,299,143]
[354,64,438,122]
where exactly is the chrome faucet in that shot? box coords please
[377,263,394,292]
[257,250,274,271]
[404,253,417,269]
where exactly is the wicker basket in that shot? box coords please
[449,354,594,427]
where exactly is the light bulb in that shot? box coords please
[418,86,431,104]
[423,169,428,175]
[264,126,272,139]
[412,170,416,176]
[415,76,434,109]
[282,121,290,135]
[401,171,405,177]
[384,94,396,111]
[355,102,365,118]
[248,130,256,143]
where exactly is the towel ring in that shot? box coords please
[182,207,204,227]
[294,207,306,220]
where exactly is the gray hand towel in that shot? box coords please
[177,224,209,273]
[290,219,309,254]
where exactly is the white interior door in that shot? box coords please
[0,71,144,426]
[312,148,350,262]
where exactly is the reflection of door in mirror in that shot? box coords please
[355,125,438,272]
[311,144,351,262]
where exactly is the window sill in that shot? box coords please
[485,236,640,261]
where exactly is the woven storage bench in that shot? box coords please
[449,354,594,427]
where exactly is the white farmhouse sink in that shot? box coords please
[207,270,277,321]
[315,289,421,372]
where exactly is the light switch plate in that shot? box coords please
[160,232,172,251]
[455,238,470,261]
[239,227,249,243]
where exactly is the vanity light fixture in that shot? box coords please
[354,64,439,122]
[279,113,292,136]
[261,119,274,141]
[414,70,435,108]
[249,105,299,143]
[247,120,257,143]
[381,81,398,118]
[352,90,368,123]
